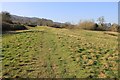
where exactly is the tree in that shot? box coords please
[2,11,12,23]
[97,16,105,24]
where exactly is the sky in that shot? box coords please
[0,0,119,2]
[1,2,118,24]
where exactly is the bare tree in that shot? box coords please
[97,16,105,24]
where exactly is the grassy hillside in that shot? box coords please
[2,26,118,78]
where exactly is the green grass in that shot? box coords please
[2,26,119,78]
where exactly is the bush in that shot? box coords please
[78,20,97,30]
[2,22,13,31]
[12,24,27,30]
[27,24,37,27]
[50,23,61,28]
[60,22,75,29]
[2,22,27,31]
[96,24,107,31]
[109,23,119,32]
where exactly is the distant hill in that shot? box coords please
[11,14,63,27]
[1,11,71,31]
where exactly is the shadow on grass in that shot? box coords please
[2,30,45,35]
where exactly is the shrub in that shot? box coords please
[2,22,27,31]
[78,20,97,30]
[60,22,76,29]
[2,22,13,31]
[109,23,119,32]
[96,24,107,31]
[12,24,27,30]
[51,23,61,28]
[27,24,37,27]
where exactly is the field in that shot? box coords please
[2,26,119,78]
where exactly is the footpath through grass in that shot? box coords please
[2,26,119,78]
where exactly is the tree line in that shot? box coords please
[1,11,27,31]
[77,18,119,32]
[1,11,119,32]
